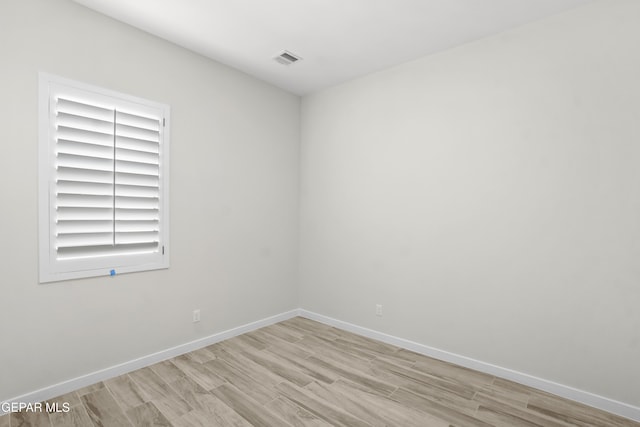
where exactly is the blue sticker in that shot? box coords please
[110,269,116,276]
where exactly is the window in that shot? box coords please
[39,73,170,283]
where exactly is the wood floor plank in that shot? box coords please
[264,397,332,427]
[204,359,279,405]
[49,404,93,427]
[234,333,268,351]
[129,367,179,401]
[105,374,147,411]
[192,393,256,427]
[306,354,397,395]
[10,410,52,427]
[150,360,188,384]
[331,378,451,427]
[527,393,639,427]
[412,355,494,388]
[277,320,341,343]
[374,346,423,365]
[294,335,373,368]
[326,338,383,362]
[492,377,537,397]
[370,351,419,368]
[18,411,51,427]
[186,348,216,364]
[474,378,530,408]
[474,388,530,410]
[211,383,291,427]
[172,402,252,427]
[293,318,346,338]
[251,329,313,360]
[128,367,192,421]
[258,323,305,343]
[240,348,315,387]
[282,317,339,338]
[166,375,211,412]
[171,410,219,427]
[367,358,483,417]
[126,402,172,427]
[475,404,553,427]
[74,381,105,396]
[276,381,370,427]
[304,380,388,427]
[81,387,133,427]
[263,346,340,384]
[209,347,285,388]
[45,392,81,409]
[328,328,400,356]
[171,355,226,391]
[474,400,572,427]
[217,337,262,355]
[390,387,492,427]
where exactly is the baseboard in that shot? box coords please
[298,309,640,423]
[0,309,300,416]
[3,308,638,422]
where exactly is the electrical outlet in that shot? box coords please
[193,309,201,323]
[376,304,383,316]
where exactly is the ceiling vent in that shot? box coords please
[274,50,302,66]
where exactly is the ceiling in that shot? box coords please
[72,0,593,95]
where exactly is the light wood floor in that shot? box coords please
[2,317,638,427]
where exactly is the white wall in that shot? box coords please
[300,0,640,407]
[0,0,299,401]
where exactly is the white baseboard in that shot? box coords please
[0,309,300,416]
[3,307,638,423]
[298,309,640,423]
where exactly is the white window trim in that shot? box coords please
[38,72,170,283]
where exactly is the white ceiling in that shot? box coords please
[73,0,593,95]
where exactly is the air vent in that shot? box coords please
[274,50,302,66]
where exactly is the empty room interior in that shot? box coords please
[1,0,639,426]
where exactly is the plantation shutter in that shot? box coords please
[40,73,170,282]
[53,97,162,260]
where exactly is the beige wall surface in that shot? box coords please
[0,0,300,401]
[299,0,640,406]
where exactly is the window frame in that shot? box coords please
[38,72,170,283]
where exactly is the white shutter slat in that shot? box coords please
[57,220,113,234]
[116,123,159,142]
[57,153,113,172]
[56,112,113,135]
[116,159,158,176]
[115,184,159,198]
[116,220,159,233]
[116,135,159,154]
[57,181,113,196]
[115,208,159,221]
[57,126,113,147]
[57,207,113,221]
[57,242,158,260]
[116,147,159,165]
[116,196,159,209]
[115,171,159,187]
[57,232,113,248]
[57,166,113,184]
[116,111,159,131]
[57,97,113,121]
[115,231,159,245]
[57,194,113,208]
[58,140,113,159]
